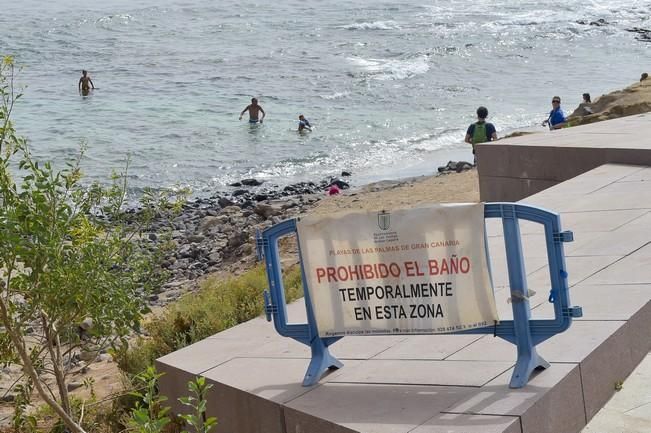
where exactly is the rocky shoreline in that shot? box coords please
[143,160,477,307]
[146,174,352,306]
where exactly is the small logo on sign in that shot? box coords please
[377,210,391,231]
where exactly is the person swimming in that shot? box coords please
[239,98,265,124]
[298,114,312,132]
[78,70,95,96]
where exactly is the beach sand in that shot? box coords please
[312,169,479,215]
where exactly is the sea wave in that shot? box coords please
[340,21,400,31]
[348,55,430,81]
[319,91,351,100]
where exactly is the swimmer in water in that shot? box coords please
[298,114,312,132]
[239,98,265,124]
[78,70,95,96]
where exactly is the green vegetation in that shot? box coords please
[116,264,303,376]
[1,56,184,433]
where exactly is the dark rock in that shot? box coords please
[229,182,242,187]
[341,170,352,177]
[589,18,608,26]
[241,178,263,186]
[254,194,269,202]
[148,233,158,241]
[329,179,350,189]
[218,197,235,208]
[232,189,247,196]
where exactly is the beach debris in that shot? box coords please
[437,160,474,174]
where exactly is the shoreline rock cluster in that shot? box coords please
[146,174,351,306]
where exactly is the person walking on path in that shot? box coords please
[542,96,567,130]
[239,98,265,124]
[465,106,497,163]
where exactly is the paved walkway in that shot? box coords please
[157,163,651,433]
[581,352,651,433]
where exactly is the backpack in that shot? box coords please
[472,122,488,144]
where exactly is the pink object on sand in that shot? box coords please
[327,185,341,196]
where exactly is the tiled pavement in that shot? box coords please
[157,163,651,433]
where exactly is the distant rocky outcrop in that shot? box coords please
[567,76,651,126]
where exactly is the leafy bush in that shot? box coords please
[0,55,184,433]
[116,264,304,375]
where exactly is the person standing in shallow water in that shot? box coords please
[78,70,95,96]
[239,98,265,124]
[465,106,497,164]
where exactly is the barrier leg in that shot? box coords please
[510,315,550,388]
[303,337,343,386]
[502,206,549,388]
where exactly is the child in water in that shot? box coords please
[298,114,312,132]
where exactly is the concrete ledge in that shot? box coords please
[477,113,651,201]
[157,164,651,433]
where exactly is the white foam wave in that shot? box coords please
[319,91,350,100]
[95,14,135,28]
[341,21,399,30]
[348,55,430,80]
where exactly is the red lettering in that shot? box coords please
[316,267,326,283]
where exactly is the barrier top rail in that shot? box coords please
[257,203,582,388]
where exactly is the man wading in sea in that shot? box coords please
[78,70,95,96]
[239,98,266,124]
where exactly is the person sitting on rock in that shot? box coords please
[542,96,567,130]
[465,106,497,164]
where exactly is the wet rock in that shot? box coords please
[589,18,608,26]
[241,178,263,186]
[233,189,247,196]
[329,179,350,189]
[626,27,651,42]
[229,182,242,187]
[341,170,352,177]
[254,194,268,201]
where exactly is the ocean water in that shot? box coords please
[1,0,650,194]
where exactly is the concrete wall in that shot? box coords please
[476,113,651,201]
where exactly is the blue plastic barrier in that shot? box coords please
[256,203,582,388]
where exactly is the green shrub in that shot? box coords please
[116,264,304,375]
